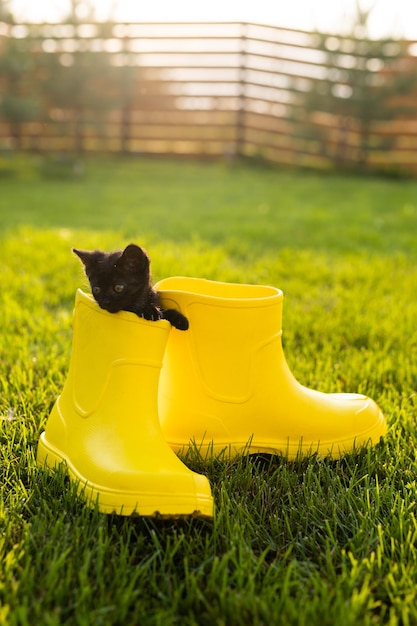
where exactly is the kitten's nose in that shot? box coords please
[99,299,117,313]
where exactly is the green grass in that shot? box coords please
[1,154,417,625]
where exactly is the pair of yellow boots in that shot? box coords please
[37,277,387,518]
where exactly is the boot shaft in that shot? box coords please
[157,277,284,403]
[68,289,170,418]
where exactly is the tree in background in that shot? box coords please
[38,0,117,153]
[0,0,12,22]
[292,1,417,172]
[0,3,41,150]
[41,46,116,153]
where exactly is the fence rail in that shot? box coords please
[1,21,417,173]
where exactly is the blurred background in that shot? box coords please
[1,0,417,176]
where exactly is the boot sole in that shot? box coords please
[37,432,214,518]
[171,411,388,461]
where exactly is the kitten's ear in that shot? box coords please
[119,244,150,272]
[72,248,94,267]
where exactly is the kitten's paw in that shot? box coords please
[163,309,189,331]
[142,305,163,321]
[174,316,189,331]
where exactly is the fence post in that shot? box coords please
[120,29,131,154]
[236,22,247,158]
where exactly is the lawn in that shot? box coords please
[1,154,417,625]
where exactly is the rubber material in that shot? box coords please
[37,289,213,517]
[156,277,387,460]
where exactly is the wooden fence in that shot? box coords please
[1,21,417,173]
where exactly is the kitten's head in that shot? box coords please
[73,244,151,314]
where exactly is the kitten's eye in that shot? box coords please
[114,284,125,294]
[92,286,101,295]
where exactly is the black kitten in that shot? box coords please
[73,244,189,331]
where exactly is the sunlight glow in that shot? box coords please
[8,0,417,39]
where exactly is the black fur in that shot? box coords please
[73,244,189,331]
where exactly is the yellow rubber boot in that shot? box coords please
[156,277,387,460]
[37,289,213,517]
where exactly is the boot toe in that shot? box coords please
[327,392,387,454]
[74,453,214,517]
